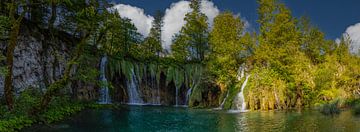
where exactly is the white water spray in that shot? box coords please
[185,88,192,105]
[231,75,250,112]
[98,56,111,104]
[127,68,144,105]
[175,86,179,106]
[219,91,229,109]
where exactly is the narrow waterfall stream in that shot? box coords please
[230,75,250,112]
[98,56,111,104]
[185,88,192,105]
[157,83,161,105]
[239,75,250,111]
[175,87,179,106]
[127,68,144,105]
[152,76,161,105]
[218,91,229,109]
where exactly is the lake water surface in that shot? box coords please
[25,105,360,132]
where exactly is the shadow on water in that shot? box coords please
[24,106,360,132]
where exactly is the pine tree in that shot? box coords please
[142,10,164,58]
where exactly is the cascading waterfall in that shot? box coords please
[98,56,111,104]
[185,88,192,105]
[231,75,250,112]
[218,91,229,109]
[240,75,250,111]
[237,64,245,81]
[127,68,144,105]
[175,87,179,106]
[157,81,161,104]
[151,76,161,105]
[151,76,156,104]
[227,64,249,112]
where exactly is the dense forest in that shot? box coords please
[0,0,359,131]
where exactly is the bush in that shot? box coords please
[319,100,340,115]
[38,96,85,124]
[0,116,34,132]
[0,91,86,131]
[352,103,360,115]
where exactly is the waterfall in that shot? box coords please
[175,87,179,106]
[239,75,250,111]
[231,75,250,112]
[98,56,111,104]
[185,88,192,105]
[237,64,245,81]
[156,85,161,105]
[213,90,229,110]
[127,68,144,105]
[152,76,161,105]
[219,91,229,108]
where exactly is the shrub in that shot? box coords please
[319,100,340,115]
[352,103,360,115]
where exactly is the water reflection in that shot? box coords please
[25,106,360,132]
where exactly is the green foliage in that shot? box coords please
[245,67,287,110]
[0,88,85,131]
[171,0,209,61]
[85,103,120,109]
[0,15,10,40]
[319,100,340,115]
[0,116,33,132]
[74,47,100,83]
[352,103,360,115]
[0,55,7,76]
[39,97,84,124]
[207,12,253,108]
[231,0,360,111]
[102,16,142,57]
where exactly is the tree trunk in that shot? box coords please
[4,1,25,111]
[4,21,20,111]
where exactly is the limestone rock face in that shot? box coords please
[0,24,71,97]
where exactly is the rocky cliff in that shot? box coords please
[0,22,73,97]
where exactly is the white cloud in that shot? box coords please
[162,0,220,50]
[112,4,154,37]
[339,23,360,55]
[345,23,360,54]
[200,0,220,27]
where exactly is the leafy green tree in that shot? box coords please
[247,0,316,109]
[171,0,209,61]
[299,17,329,64]
[208,11,246,86]
[102,16,141,57]
[171,33,190,62]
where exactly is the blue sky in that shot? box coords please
[111,0,360,53]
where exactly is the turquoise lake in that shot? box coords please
[25,105,360,132]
